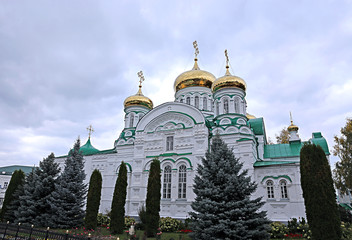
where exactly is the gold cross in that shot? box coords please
[137,70,145,87]
[193,41,199,58]
[87,125,94,138]
[225,49,229,66]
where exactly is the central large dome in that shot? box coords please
[174,59,216,92]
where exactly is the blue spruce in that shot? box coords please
[48,138,87,228]
[190,136,269,240]
[33,153,61,227]
[15,170,40,224]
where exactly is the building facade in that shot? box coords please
[56,51,330,222]
[0,165,34,208]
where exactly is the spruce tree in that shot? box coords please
[15,170,40,224]
[0,169,25,222]
[190,136,269,240]
[48,138,87,228]
[145,159,161,237]
[300,143,341,240]
[110,162,128,234]
[33,153,60,227]
[85,169,102,230]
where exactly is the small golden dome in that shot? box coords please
[212,66,246,92]
[288,121,299,132]
[124,87,153,110]
[246,113,256,119]
[174,58,216,92]
[288,125,298,132]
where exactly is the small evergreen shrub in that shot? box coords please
[125,216,136,228]
[159,217,182,232]
[341,222,352,240]
[137,205,147,230]
[269,222,288,239]
[97,213,110,227]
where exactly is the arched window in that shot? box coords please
[195,96,199,108]
[280,180,288,199]
[163,166,172,199]
[224,99,229,114]
[234,98,239,113]
[178,165,187,198]
[186,97,191,105]
[266,180,274,199]
[203,97,207,110]
[180,98,183,103]
[129,113,134,128]
[216,101,219,115]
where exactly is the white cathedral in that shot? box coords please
[56,45,330,222]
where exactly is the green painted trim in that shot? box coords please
[125,163,132,172]
[214,113,246,120]
[172,168,177,171]
[253,161,299,167]
[161,158,176,163]
[237,138,254,142]
[177,157,193,168]
[340,203,352,211]
[179,92,211,96]
[146,152,192,158]
[143,170,149,172]
[261,175,292,183]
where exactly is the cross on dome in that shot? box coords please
[87,125,94,138]
[193,41,199,59]
[137,70,145,88]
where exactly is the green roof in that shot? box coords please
[263,132,330,159]
[0,165,35,175]
[79,138,100,155]
[249,118,265,135]
[311,132,330,154]
[264,142,302,158]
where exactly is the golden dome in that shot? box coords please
[288,121,299,132]
[124,87,153,109]
[174,58,216,92]
[246,113,256,119]
[212,66,246,92]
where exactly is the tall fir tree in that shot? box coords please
[85,169,102,230]
[0,169,25,222]
[15,170,40,224]
[145,159,161,237]
[48,138,87,228]
[190,136,269,240]
[110,162,128,234]
[33,153,61,227]
[300,143,341,240]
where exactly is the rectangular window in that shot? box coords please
[166,136,174,151]
[4,182,8,189]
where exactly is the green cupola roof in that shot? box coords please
[68,137,100,156]
[80,137,100,155]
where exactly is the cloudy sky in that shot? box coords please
[0,0,351,167]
